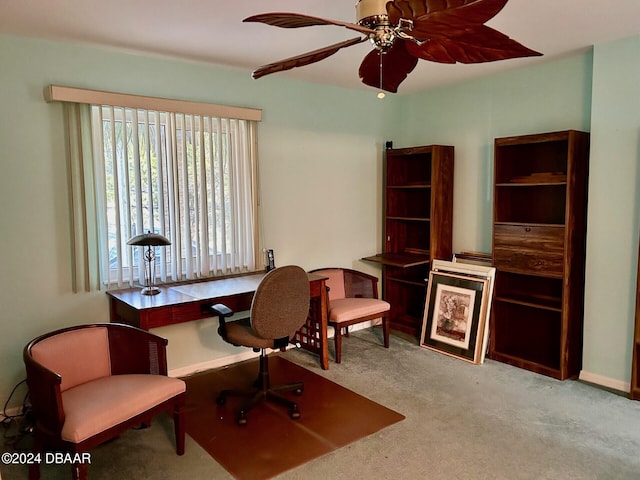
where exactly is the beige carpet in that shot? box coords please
[183,355,405,480]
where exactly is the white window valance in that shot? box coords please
[45,84,262,122]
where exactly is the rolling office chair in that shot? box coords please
[211,265,310,426]
[310,268,390,363]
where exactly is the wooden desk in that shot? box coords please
[107,272,330,370]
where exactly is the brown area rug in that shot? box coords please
[183,355,404,480]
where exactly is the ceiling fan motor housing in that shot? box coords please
[356,0,389,25]
[356,0,396,51]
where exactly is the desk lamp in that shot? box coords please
[127,231,171,295]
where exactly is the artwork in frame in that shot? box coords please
[420,271,491,364]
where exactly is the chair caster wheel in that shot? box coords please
[290,406,300,420]
[237,412,248,426]
[215,394,226,405]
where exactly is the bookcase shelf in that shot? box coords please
[363,144,454,337]
[489,130,590,380]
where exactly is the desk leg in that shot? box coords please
[317,281,329,370]
[295,278,329,370]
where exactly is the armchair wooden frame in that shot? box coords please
[310,268,390,363]
[23,323,186,480]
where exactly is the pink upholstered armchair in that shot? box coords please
[23,323,186,480]
[310,268,390,363]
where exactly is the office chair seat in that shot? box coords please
[224,322,274,349]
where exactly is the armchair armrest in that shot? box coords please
[23,353,65,437]
[342,269,379,299]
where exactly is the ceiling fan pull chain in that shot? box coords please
[377,52,386,99]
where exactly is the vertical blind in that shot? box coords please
[65,100,259,291]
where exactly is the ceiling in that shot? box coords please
[1,0,639,94]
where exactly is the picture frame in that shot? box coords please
[420,270,491,364]
[432,259,496,362]
[452,251,493,267]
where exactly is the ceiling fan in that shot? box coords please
[244,0,542,93]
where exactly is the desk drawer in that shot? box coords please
[171,302,209,324]
[142,307,173,329]
[494,225,565,277]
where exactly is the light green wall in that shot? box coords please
[396,53,593,254]
[1,32,639,409]
[583,36,640,383]
[0,34,397,405]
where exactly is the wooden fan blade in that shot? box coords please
[252,37,367,80]
[359,41,418,93]
[409,0,509,39]
[387,0,470,23]
[387,0,541,63]
[244,12,375,35]
[387,0,507,32]
[407,25,542,63]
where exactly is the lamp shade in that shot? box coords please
[126,231,171,295]
[127,232,171,246]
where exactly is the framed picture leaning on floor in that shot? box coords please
[420,260,495,364]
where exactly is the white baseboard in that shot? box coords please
[579,370,630,393]
[169,349,260,378]
[168,320,376,378]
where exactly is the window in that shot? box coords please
[53,86,261,291]
[92,106,257,287]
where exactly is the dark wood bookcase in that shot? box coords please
[490,130,590,380]
[363,144,454,337]
[630,240,640,400]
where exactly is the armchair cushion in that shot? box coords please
[328,298,391,324]
[30,327,111,392]
[61,374,186,443]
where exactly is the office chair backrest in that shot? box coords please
[250,265,310,340]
